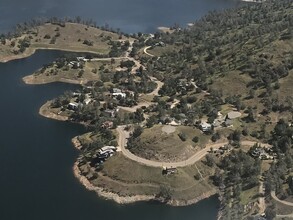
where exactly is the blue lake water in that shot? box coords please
[0,0,240,33]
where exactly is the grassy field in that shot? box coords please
[239,186,259,205]
[82,153,216,201]
[0,22,132,62]
[129,125,210,162]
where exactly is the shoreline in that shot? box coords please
[39,101,68,121]
[40,102,219,207]
[73,161,217,206]
[71,134,218,206]
[0,47,103,64]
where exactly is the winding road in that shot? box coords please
[271,191,293,207]
[271,191,293,218]
[143,46,155,57]
[116,125,270,168]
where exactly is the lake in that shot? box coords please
[0,0,241,33]
[0,0,242,219]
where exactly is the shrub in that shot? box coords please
[178,132,187,141]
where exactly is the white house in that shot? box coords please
[112,92,126,98]
[200,121,212,132]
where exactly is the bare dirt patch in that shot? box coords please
[162,125,176,134]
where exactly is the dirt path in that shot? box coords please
[259,179,266,214]
[116,126,270,168]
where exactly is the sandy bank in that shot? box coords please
[39,101,68,121]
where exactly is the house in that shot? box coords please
[224,118,233,127]
[68,102,79,111]
[77,56,86,62]
[169,120,180,126]
[111,88,126,98]
[72,92,81,97]
[104,109,118,118]
[213,119,223,127]
[162,167,178,175]
[83,98,92,105]
[250,147,273,160]
[112,88,122,93]
[100,146,117,152]
[101,121,114,129]
[69,61,80,68]
[112,92,126,98]
[200,121,212,132]
[155,41,165,47]
[97,146,117,160]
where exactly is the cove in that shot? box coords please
[0,50,220,219]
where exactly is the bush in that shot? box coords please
[83,39,93,46]
[211,132,220,142]
[192,136,199,143]
[44,34,51,39]
[178,132,187,141]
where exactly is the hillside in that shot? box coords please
[0,21,131,62]
[144,0,292,142]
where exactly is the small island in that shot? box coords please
[1,1,293,219]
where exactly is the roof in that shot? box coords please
[225,119,233,126]
[201,121,212,128]
[227,111,241,119]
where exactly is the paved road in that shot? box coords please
[148,77,163,96]
[271,191,293,207]
[116,125,270,168]
[143,46,155,57]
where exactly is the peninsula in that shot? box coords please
[1,1,292,219]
